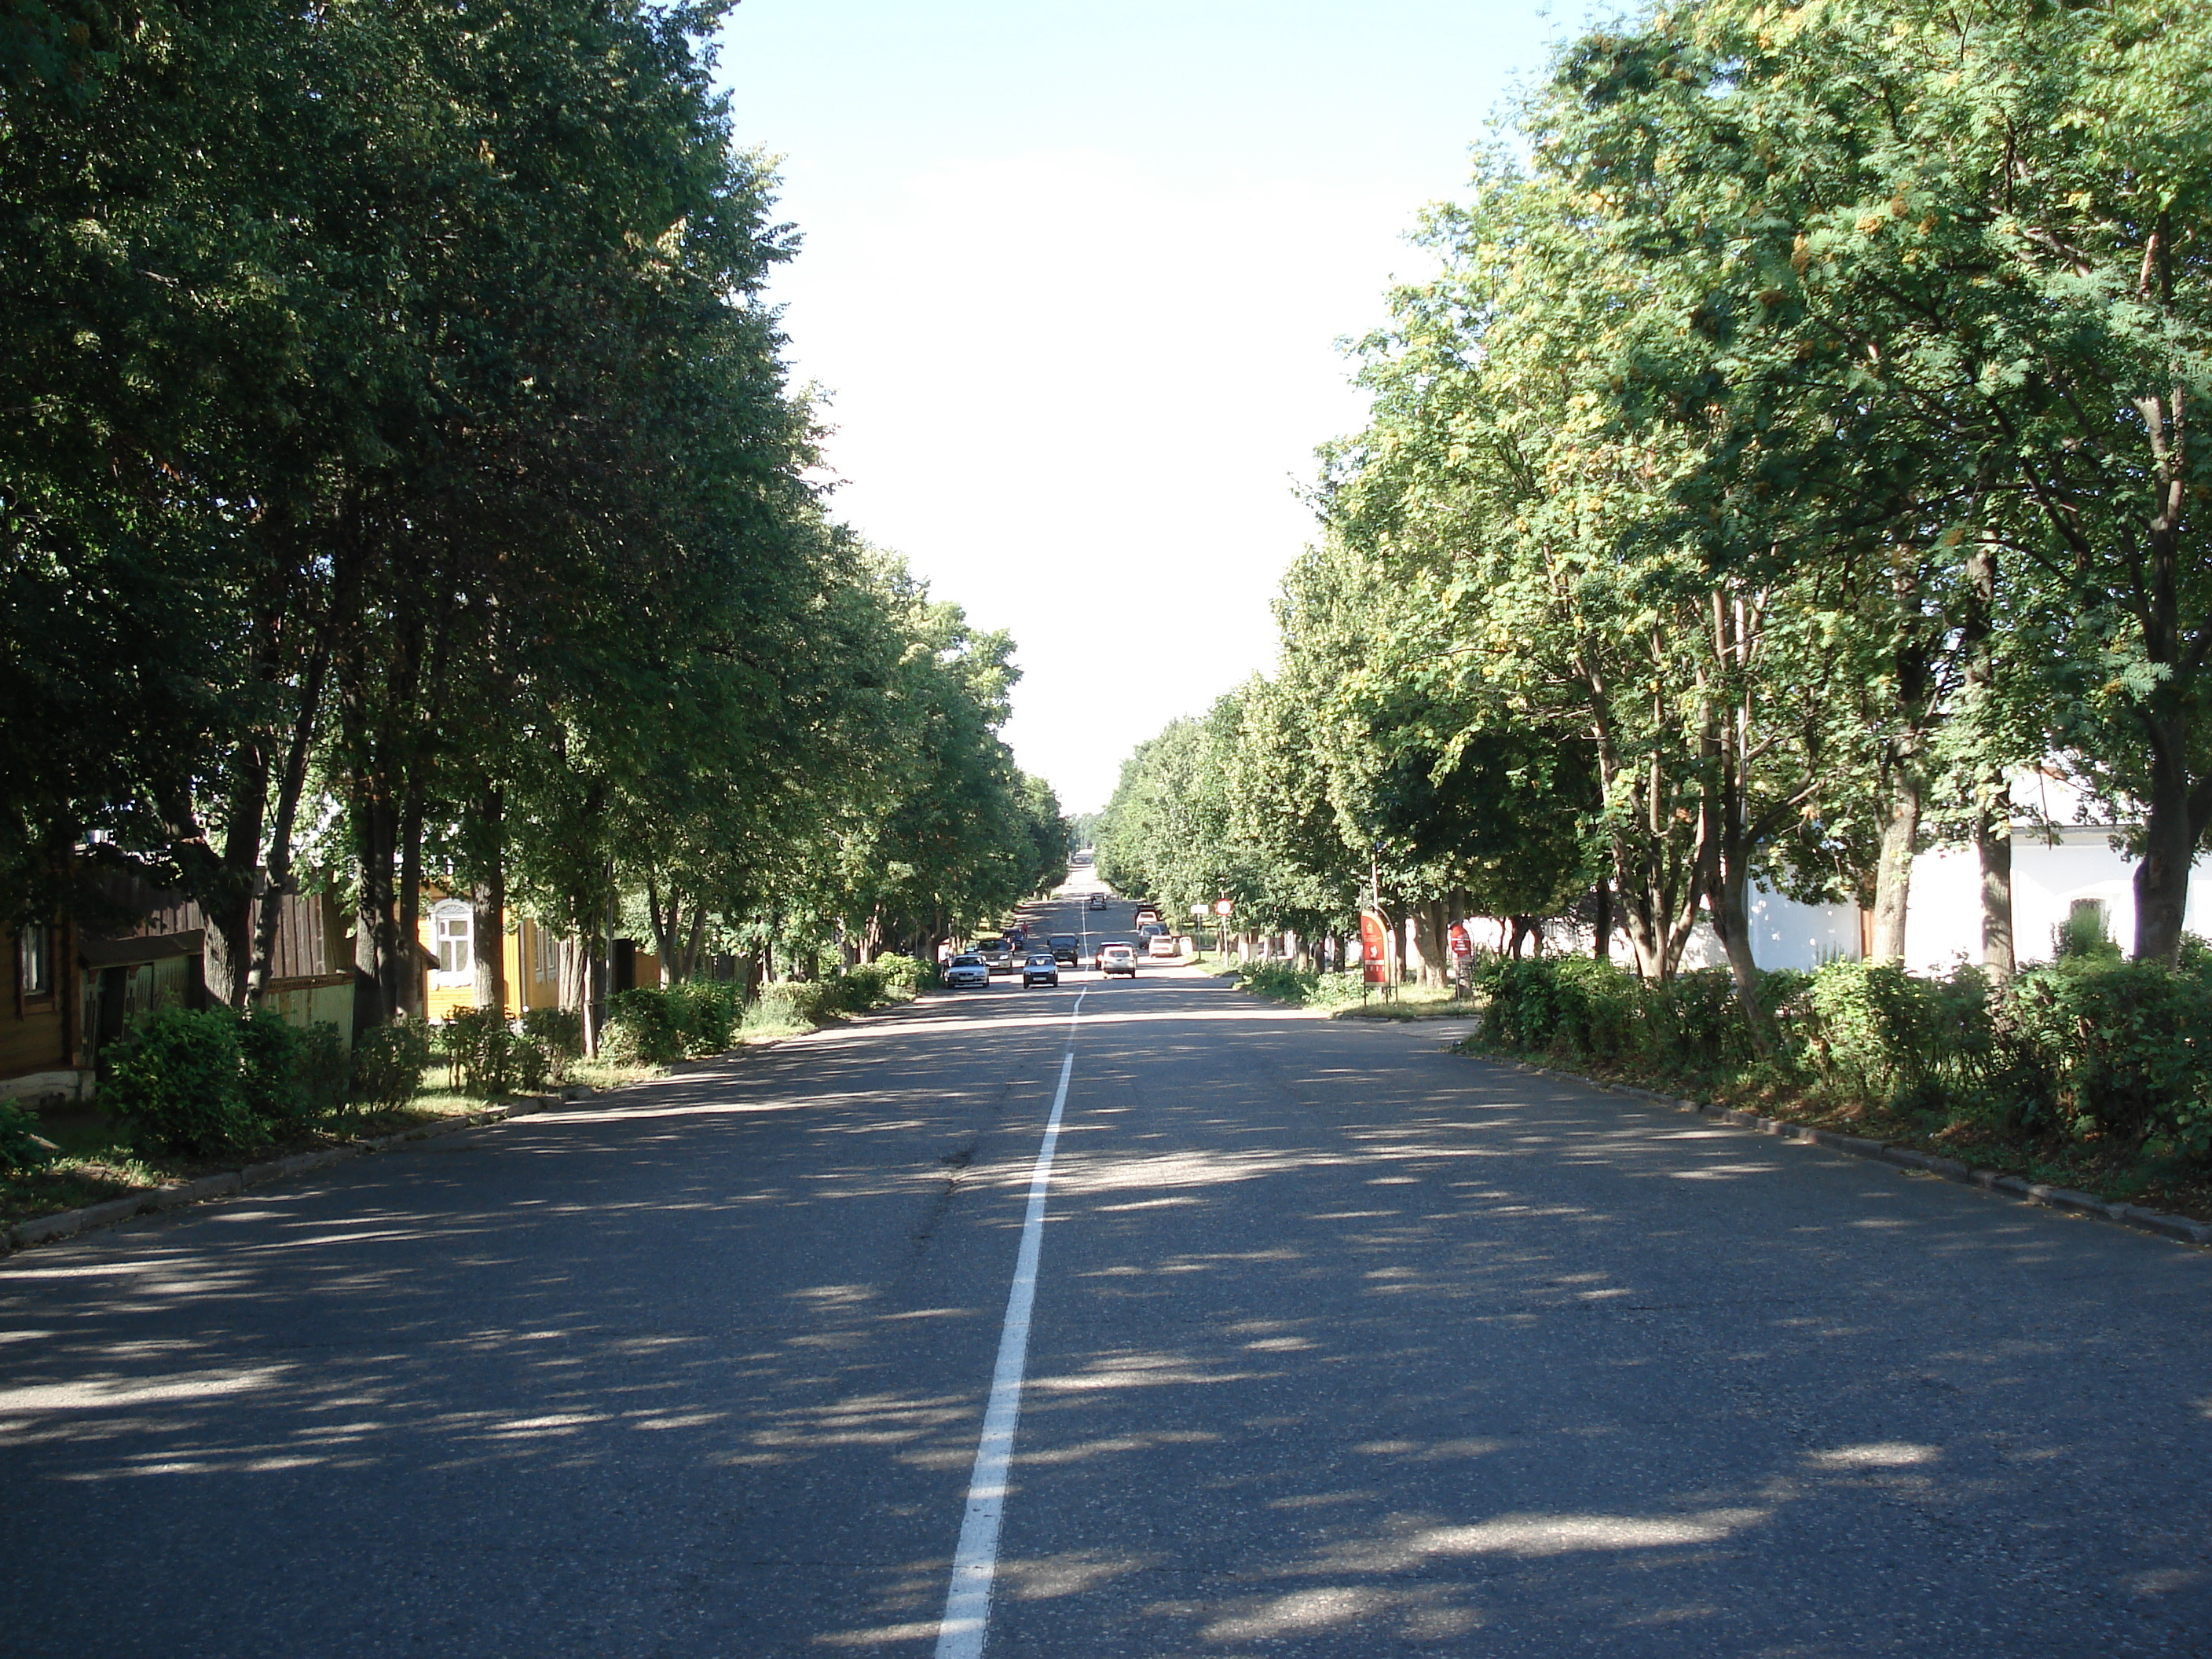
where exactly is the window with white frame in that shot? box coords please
[431,903,473,984]
[18,921,53,997]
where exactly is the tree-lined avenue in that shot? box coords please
[5,869,2211,1654]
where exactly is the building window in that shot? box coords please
[432,904,473,983]
[18,922,53,997]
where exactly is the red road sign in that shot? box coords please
[1360,911,1390,984]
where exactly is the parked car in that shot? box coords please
[1049,934,1079,965]
[943,953,990,990]
[1021,951,1060,987]
[976,937,1014,972]
[1132,905,1161,928]
[1146,933,1180,959]
[1086,893,1108,911]
[1135,921,1166,950]
[1096,942,1137,977]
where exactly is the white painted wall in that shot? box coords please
[1462,833,2209,976]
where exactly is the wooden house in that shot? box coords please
[1,877,353,1107]
[416,898,657,1022]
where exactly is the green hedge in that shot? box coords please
[350,1016,434,1113]
[1470,946,2212,1156]
[104,1007,353,1155]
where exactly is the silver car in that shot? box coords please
[943,953,990,990]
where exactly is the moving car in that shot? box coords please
[1003,925,1028,950]
[1096,942,1137,977]
[1086,893,1108,911]
[943,953,990,991]
[1146,933,1180,959]
[1049,934,1079,965]
[1021,951,1060,987]
[976,937,1014,972]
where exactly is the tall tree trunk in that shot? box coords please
[206,765,266,1009]
[1591,875,1612,962]
[1976,783,2015,980]
[1961,537,2014,980]
[1705,845,1771,1055]
[1869,762,1921,964]
[1409,902,1445,987]
[244,631,335,1009]
[351,782,397,1032]
[397,775,425,1018]
[645,868,680,983]
[2131,720,2209,965]
[471,786,507,1017]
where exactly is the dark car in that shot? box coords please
[1003,925,1028,950]
[1020,951,1060,987]
[1048,934,1079,965]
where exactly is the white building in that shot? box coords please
[1518,772,2211,973]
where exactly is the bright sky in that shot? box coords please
[716,2,1588,813]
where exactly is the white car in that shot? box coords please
[943,953,990,990]
[1146,934,1179,959]
[1096,943,1137,977]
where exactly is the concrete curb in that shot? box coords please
[1496,1060,2212,1247]
[1,1086,592,1258]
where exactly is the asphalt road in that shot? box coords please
[5,869,2212,1657]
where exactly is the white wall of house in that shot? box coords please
[1464,821,2209,976]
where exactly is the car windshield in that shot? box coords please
[1027,954,1055,965]
[950,955,982,966]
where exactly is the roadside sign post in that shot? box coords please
[1214,897,1233,959]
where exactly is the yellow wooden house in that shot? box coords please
[416,897,658,1021]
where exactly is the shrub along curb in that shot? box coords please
[1481,1057,2212,1249]
[1,1085,596,1256]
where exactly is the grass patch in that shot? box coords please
[1200,956,1474,1018]
[1511,1048,2212,1225]
[1,1081,531,1232]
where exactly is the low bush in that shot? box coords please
[2000,958,2212,1152]
[105,1008,258,1155]
[444,1005,526,1097]
[871,953,936,995]
[746,980,836,1031]
[669,980,741,1053]
[521,1006,582,1084]
[1468,938,2212,1166]
[602,987,687,1065]
[0,1100,57,1172]
[1229,962,1320,1005]
[350,1016,434,1114]
[236,1016,347,1130]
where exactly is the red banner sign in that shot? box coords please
[1359,912,1390,984]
